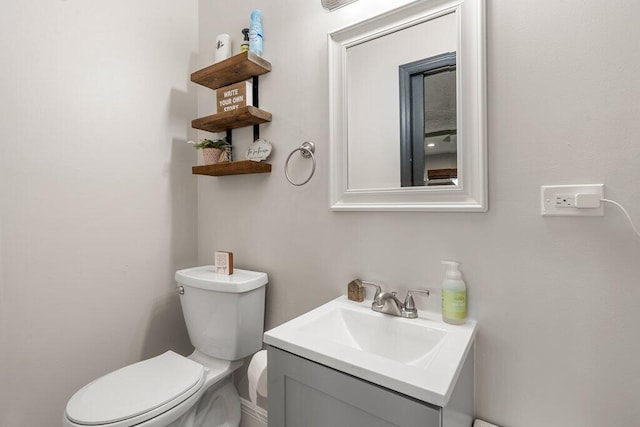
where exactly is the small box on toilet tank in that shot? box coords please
[214,251,233,275]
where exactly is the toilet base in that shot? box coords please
[165,376,241,427]
[140,351,243,427]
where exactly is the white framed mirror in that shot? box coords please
[329,0,486,211]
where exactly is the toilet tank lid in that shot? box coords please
[175,266,268,293]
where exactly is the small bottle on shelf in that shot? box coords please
[240,28,250,53]
[248,10,263,56]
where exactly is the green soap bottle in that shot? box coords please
[441,260,467,325]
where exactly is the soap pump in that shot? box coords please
[441,260,467,325]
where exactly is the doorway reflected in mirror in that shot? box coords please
[399,52,457,187]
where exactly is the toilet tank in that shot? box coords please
[175,266,268,361]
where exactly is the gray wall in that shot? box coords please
[0,1,198,425]
[1,1,638,426]
[197,1,640,426]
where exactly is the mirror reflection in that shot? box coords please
[345,12,457,190]
[399,53,457,187]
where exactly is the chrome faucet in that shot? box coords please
[357,280,430,319]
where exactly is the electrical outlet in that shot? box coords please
[555,194,575,208]
[541,184,604,216]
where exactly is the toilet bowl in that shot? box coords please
[63,267,268,427]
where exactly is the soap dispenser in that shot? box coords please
[441,260,467,325]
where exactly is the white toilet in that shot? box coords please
[63,266,268,427]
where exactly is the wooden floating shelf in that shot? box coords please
[192,160,272,176]
[190,53,273,178]
[192,106,272,133]
[191,52,272,90]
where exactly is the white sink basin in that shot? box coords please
[297,307,446,366]
[264,296,477,406]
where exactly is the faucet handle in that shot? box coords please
[360,280,382,304]
[404,289,431,311]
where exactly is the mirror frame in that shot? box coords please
[328,0,486,212]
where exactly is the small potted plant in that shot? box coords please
[189,139,229,165]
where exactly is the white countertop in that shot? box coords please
[263,296,477,407]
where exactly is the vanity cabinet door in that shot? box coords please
[268,346,441,427]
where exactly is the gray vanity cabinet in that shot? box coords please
[267,345,474,427]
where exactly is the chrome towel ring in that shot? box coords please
[285,141,316,186]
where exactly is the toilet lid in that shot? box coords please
[66,351,205,426]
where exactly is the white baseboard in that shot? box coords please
[240,397,268,427]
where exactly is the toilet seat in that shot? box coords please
[65,351,206,427]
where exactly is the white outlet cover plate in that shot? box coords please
[541,184,605,216]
